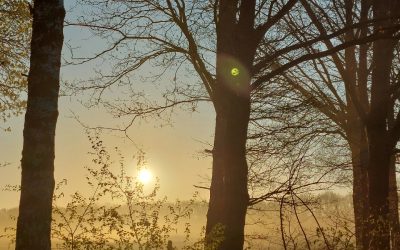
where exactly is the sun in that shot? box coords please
[137,169,152,184]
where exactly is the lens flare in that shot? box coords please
[218,54,250,95]
[231,67,240,77]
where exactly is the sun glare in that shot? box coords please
[137,169,152,184]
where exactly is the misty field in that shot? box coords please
[0,192,355,250]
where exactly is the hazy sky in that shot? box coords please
[0,2,216,208]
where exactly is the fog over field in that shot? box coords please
[0,192,354,250]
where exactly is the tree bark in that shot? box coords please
[15,1,65,249]
[206,40,254,250]
[366,1,395,247]
[349,137,369,250]
[206,91,251,250]
[388,155,400,249]
[205,1,259,249]
[367,131,392,249]
[365,0,398,247]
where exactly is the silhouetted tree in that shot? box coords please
[254,0,400,248]
[366,1,400,248]
[67,0,392,248]
[15,0,65,249]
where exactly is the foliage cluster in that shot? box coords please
[0,0,30,126]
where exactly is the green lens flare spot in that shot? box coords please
[231,67,240,77]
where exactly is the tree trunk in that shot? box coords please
[206,50,252,248]
[388,155,400,249]
[344,8,370,245]
[205,1,259,249]
[344,14,370,247]
[206,94,250,249]
[367,132,391,249]
[365,1,396,248]
[349,138,369,250]
[387,87,400,250]
[15,1,65,249]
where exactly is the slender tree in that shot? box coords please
[15,0,65,249]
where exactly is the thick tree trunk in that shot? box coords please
[367,133,391,249]
[349,138,369,250]
[206,94,250,249]
[206,49,253,249]
[15,1,65,250]
[365,1,396,248]
[348,129,399,250]
[205,1,259,249]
